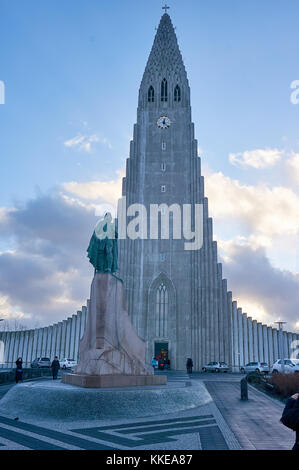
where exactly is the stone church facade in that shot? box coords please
[0,12,298,371]
[118,12,232,370]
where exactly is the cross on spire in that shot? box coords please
[162,4,170,14]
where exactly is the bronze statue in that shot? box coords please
[87,213,118,273]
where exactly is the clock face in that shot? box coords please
[157,116,171,129]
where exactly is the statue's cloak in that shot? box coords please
[87,229,118,273]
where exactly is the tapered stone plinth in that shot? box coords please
[62,273,166,388]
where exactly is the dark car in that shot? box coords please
[30,357,51,368]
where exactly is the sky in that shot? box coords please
[0,0,298,332]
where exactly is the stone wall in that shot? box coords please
[0,300,298,370]
[0,305,88,368]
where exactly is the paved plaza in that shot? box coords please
[0,371,294,450]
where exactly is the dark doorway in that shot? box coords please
[155,342,169,360]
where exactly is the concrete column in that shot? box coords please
[252,320,258,361]
[65,318,72,359]
[232,301,239,371]
[287,333,293,358]
[273,328,279,361]
[42,328,48,357]
[237,308,244,369]
[263,325,269,365]
[36,328,43,358]
[257,323,264,362]
[14,332,21,362]
[31,329,39,363]
[69,315,77,360]
[22,331,29,367]
[8,332,16,367]
[242,314,249,365]
[6,332,12,368]
[291,333,298,358]
[74,311,82,361]
[0,332,6,367]
[268,327,274,367]
[51,324,58,359]
[60,320,67,359]
[283,332,288,358]
[56,322,62,360]
[222,280,229,364]
[227,291,233,369]
[247,317,254,362]
[46,326,53,360]
[80,306,87,339]
[18,331,25,361]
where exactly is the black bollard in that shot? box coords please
[241,377,248,401]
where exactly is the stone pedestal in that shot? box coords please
[62,273,166,388]
[63,373,166,388]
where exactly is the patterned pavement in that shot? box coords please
[0,371,294,450]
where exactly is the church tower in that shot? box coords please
[118,11,233,370]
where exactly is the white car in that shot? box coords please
[202,361,229,373]
[272,359,299,375]
[59,358,77,370]
[240,362,270,375]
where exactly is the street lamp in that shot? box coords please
[275,321,287,373]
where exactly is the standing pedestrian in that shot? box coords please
[15,357,23,384]
[51,356,60,380]
[281,392,299,450]
[186,357,193,374]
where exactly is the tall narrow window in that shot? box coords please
[161,78,168,102]
[174,85,181,102]
[155,282,168,337]
[161,162,166,172]
[148,86,154,102]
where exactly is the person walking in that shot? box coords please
[186,357,193,374]
[51,356,60,380]
[281,392,299,450]
[15,357,23,384]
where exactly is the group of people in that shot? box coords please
[15,356,61,383]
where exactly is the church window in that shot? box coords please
[161,78,168,102]
[161,185,166,193]
[160,253,166,262]
[148,86,155,102]
[161,163,166,171]
[162,142,166,151]
[174,85,181,102]
[155,282,168,337]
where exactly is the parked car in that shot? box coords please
[59,358,77,370]
[272,359,299,375]
[30,357,51,368]
[240,362,269,375]
[202,361,229,372]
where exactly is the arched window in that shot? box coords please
[174,85,181,102]
[155,282,168,337]
[161,78,168,102]
[148,86,154,103]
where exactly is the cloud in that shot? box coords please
[205,172,299,239]
[64,133,112,153]
[218,240,299,332]
[229,148,282,168]
[286,152,299,184]
[0,193,97,327]
[63,170,123,206]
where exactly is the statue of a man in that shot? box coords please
[87,213,118,273]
